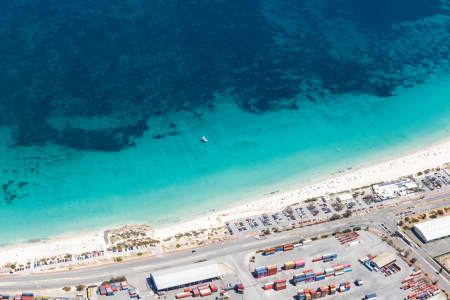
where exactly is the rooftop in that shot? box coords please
[151,260,223,291]
[372,252,396,268]
[413,215,450,242]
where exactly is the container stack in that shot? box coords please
[264,248,275,255]
[328,284,336,295]
[254,266,268,278]
[335,232,359,245]
[274,280,287,291]
[235,283,244,294]
[111,284,119,292]
[333,264,345,276]
[284,261,296,270]
[105,285,113,296]
[345,282,351,291]
[297,284,344,300]
[293,273,306,285]
[322,254,338,262]
[318,286,328,297]
[199,288,212,297]
[312,257,322,262]
[343,264,352,273]
[305,269,315,283]
[355,278,364,286]
[291,265,352,284]
[283,243,294,251]
[209,283,218,292]
[21,293,33,300]
[263,282,273,290]
[128,288,138,298]
[315,271,325,281]
[268,265,278,276]
[120,282,129,290]
[295,259,306,269]
[192,289,200,297]
[175,292,190,299]
[325,267,334,277]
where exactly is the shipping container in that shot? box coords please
[366,292,377,299]
[284,261,295,270]
[199,288,212,297]
[175,292,190,299]
[192,289,200,297]
[263,283,273,290]
[209,283,218,292]
[120,282,129,290]
[274,284,286,291]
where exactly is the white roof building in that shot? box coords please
[372,178,418,199]
[336,193,353,203]
[150,260,223,291]
[413,215,450,243]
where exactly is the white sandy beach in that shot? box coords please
[1,138,450,268]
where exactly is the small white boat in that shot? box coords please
[201,136,208,143]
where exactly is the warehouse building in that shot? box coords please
[150,260,224,292]
[372,252,396,268]
[413,215,450,243]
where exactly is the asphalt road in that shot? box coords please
[1,189,449,292]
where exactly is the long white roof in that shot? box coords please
[151,260,223,290]
[413,215,450,242]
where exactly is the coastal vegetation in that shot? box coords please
[76,284,86,291]
[101,276,127,285]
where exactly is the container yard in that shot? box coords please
[245,230,436,299]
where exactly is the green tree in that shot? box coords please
[76,284,86,292]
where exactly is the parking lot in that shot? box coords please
[240,230,419,300]
[226,170,450,239]
[226,184,418,238]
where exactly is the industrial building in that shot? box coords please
[372,252,396,268]
[413,215,450,243]
[150,260,224,292]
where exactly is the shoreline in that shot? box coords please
[1,137,450,267]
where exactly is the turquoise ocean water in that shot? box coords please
[0,76,449,244]
[0,0,449,244]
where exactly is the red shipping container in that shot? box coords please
[209,283,218,292]
[176,292,190,299]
